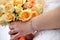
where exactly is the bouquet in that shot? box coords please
[0,0,44,40]
[0,0,43,25]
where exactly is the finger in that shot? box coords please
[9,23,14,30]
[9,30,18,35]
[9,21,21,30]
[10,38,14,40]
[10,33,21,40]
[25,33,34,40]
[10,35,17,40]
[9,21,17,30]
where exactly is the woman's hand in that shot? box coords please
[9,21,35,40]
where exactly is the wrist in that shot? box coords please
[30,19,38,34]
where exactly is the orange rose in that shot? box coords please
[23,1,35,8]
[0,22,4,25]
[27,0,34,2]
[0,12,3,17]
[14,0,23,6]
[6,13,15,21]
[19,10,32,21]
[18,36,26,40]
[5,4,12,11]
[32,11,38,17]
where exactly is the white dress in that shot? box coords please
[0,25,10,40]
[0,0,60,40]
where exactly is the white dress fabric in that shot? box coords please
[33,30,60,40]
[0,0,60,40]
[0,25,10,40]
[43,0,60,12]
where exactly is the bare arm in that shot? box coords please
[31,7,60,31]
[9,7,60,40]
